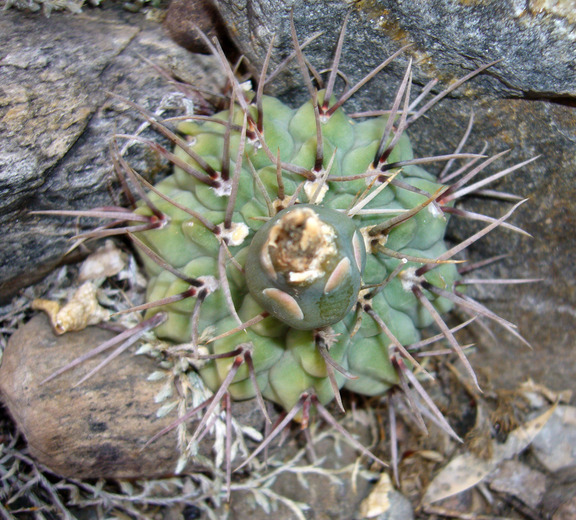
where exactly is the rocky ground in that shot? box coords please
[2,256,575,519]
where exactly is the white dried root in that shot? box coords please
[32,282,110,335]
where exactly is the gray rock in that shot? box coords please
[436,98,576,407]
[531,406,576,473]
[542,466,576,520]
[553,498,576,520]
[215,0,576,103]
[488,460,547,509]
[364,0,576,98]
[0,6,223,302]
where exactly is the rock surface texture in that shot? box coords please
[0,314,205,479]
[0,6,222,302]
[212,0,576,399]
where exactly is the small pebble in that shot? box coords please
[531,405,576,472]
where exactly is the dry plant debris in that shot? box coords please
[32,282,111,335]
[422,403,557,505]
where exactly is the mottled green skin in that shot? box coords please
[135,93,460,412]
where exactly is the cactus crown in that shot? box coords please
[38,15,534,481]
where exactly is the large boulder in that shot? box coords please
[214,0,576,100]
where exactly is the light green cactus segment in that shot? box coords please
[238,295,289,338]
[287,325,349,379]
[343,334,398,396]
[209,319,284,385]
[265,349,347,410]
[265,350,317,409]
[134,88,461,411]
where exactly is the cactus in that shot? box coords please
[37,18,536,477]
[135,84,465,415]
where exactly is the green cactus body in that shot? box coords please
[134,91,460,413]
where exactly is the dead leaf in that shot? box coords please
[422,403,557,505]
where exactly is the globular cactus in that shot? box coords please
[38,18,535,473]
[135,84,465,418]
